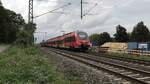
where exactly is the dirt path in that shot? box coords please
[0,45,10,53]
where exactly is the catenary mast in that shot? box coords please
[0,0,2,6]
[28,0,33,23]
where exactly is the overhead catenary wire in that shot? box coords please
[49,0,71,4]
[83,3,98,17]
[33,3,71,18]
[81,0,98,19]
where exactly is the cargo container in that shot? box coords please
[128,42,138,50]
[101,42,127,51]
[138,42,150,51]
[128,42,150,51]
[148,42,150,51]
[138,43,148,51]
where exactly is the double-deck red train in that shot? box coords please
[42,31,91,50]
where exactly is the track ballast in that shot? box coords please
[42,47,150,84]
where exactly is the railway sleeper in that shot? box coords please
[127,74,140,77]
[113,78,122,81]
[147,81,150,83]
[122,81,131,84]
[116,70,126,73]
[137,77,150,80]
[121,72,133,75]
[112,67,120,71]
[121,79,132,84]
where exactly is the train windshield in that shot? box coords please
[78,32,88,40]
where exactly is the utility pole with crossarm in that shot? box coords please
[81,0,83,19]
[28,0,33,23]
[80,0,98,20]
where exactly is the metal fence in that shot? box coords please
[128,50,150,56]
[91,46,150,56]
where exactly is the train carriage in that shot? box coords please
[46,31,91,50]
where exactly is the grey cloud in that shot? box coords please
[3,0,150,43]
[36,0,47,1]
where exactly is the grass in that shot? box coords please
[0,46,69,84]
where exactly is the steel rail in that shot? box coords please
[46,48,150,84]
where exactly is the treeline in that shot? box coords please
[0,2,36,46]
[90,21,150,46]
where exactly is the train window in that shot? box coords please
[77,32,88,40]
[56,40,64,44]
[65,37,75,42]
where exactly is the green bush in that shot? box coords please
[0,47,68,84]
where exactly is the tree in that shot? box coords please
[0,2,26,44]
[114,25,129,42]
[97,32,111,46]
[127,32,132,42]
[0,8,25,43]
[16,22,36,46]
[6,9,25,43]
[89,34,99,46]
[131,21,150,42]
[0,0,2,6]
[90,32,111,46]
[0,6,9,43]
[24,22,36,45]
[0,2,36,46]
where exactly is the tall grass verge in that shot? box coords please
[0,46,68,84]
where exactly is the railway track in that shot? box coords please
[52,49,150,70]
[88,52,150,66]
[77,52,150,72]
[43,47,150,84]
[54,49,150,72]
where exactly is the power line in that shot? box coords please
[82,1,98,4]
[83,3,98,17]
[81,0,98,19]
[33,3,71,18]
[49,0,71,4]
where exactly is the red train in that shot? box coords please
[43,31,91,50]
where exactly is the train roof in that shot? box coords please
[47,31,87,42]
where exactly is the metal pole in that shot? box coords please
[28,0,34,44]
[28,0,33,23]
[81,0,83,19]
[45,32,47,40]
[0,0,2,6]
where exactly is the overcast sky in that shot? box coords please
[1,0,150,42]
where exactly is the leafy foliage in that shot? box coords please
[15,23,36,46]
[98,32,111,46]
[0,7,25,43]
[114,25,129,42]
[0,4,36,46]
[131,21,150,42]
[89,34,99,46]
[0,6,9,43]
[127,32,132,42]
[89,32,111,46]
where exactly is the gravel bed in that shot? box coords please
[41,48,128,84]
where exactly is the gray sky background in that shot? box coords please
[1,0,150,42]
